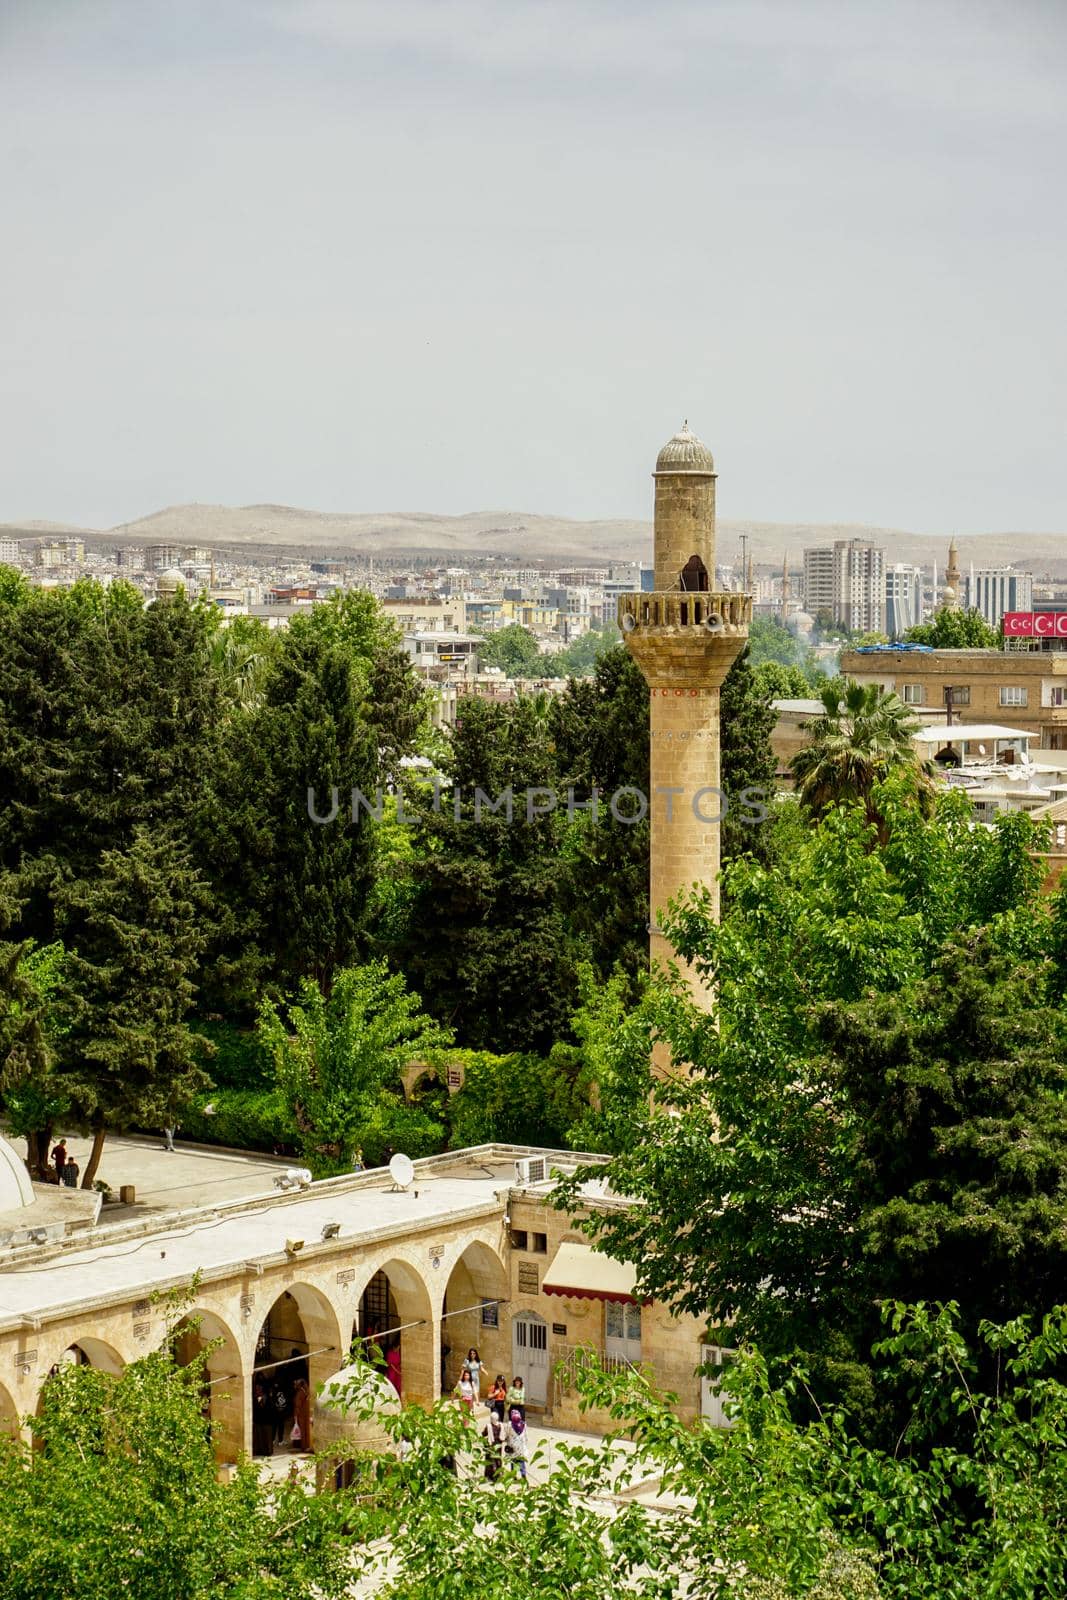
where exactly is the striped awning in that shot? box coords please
[542,1242,643,1305]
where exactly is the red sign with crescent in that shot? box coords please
[1003,611,1067,638]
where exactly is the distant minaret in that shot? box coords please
[943,538,962,611]
[781,550,791,617]
[619,425,751,1075]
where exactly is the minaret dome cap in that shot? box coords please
[654,423,715,476]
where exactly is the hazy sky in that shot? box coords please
[2,0,1066,534]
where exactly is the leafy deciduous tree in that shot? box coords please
[258,961,448,1173]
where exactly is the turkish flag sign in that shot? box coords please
[1004,612,1034,636]
[1035,613,1055,636]
[1058,612,1067,638]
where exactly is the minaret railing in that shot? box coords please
[616,591,752,633]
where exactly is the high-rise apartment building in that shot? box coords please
[36,539,85,569]
[148,544,182,571]
[885,563,924,637]
[964,568,1033,628]
[804,539,885,632]
[0,539,20,565]
[802,546,835,614]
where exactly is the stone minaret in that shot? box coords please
[943,539,962,611]
[618,426,751,1069]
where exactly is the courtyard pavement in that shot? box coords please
[42,1130,294,1219]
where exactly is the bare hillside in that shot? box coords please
[3,503,1064,573]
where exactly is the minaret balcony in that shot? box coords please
[616,590,752,635]
[618,590,751,688]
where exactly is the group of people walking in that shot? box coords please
[452,1347,531,1480]
[251,1351,312,1457]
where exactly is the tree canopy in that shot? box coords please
[790,679,933,835]
[905,608,1002,649]
[559,781,1065,1429]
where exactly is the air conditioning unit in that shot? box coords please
[514,1156,548,1186]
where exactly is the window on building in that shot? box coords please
[999,686,1028,707]
[902,684,924,705]
[509,1229,528,1252]
[943,685,971,707]
[605,1300,642,1362]
[530,1232,547,1254]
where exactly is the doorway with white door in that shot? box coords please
[511,1310,548,1406]
[700,1344,737,1428]
[605,1299,642,1368]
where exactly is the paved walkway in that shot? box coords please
[257,1403,641,1493]
[43,1131,293,1219]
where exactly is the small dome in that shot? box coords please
[0,1135,34,1212]
[156,568,186,595]
[655,423,715,476]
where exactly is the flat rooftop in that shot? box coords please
[0,1144,599,1329]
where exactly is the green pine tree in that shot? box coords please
[54,826,212,1188]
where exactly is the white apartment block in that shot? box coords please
[0,539,20,564]
[802,546,835,614]
[885,563,924,637]
[381,598,467,633]
[964,568,1033,628]
[804,540,885,632]
[36,539,85,569]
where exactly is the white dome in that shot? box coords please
[0,1136,34,1212]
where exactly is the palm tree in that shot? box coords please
[209,620,273,713]
[791,679,934,832]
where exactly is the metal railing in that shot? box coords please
[552,1345,641,1410]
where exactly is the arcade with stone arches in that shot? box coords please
[2,1227,512,1465]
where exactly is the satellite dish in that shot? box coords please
[978,744,987,755]
[388,1152,415,1191]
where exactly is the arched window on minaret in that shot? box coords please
[679,555,709,592]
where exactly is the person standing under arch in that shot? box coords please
[291,1376,311,1452]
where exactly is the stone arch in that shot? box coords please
[440,1239,510,1399]
[174,1309,247,1464]
[0,1379,19,1439]
[51,1337,126,1376]
[353,1255,436,1406]
[400,1057,464,1103]
[33,1336,127,1450]
[250,1282,345,1457]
